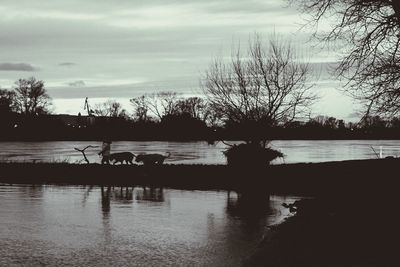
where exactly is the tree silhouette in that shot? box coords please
[0,89,16,114]
[203,34,317,143]
[203,34,316,164]
[130,95,152,122]
[12,77,52,115]
[93,100,127,118]
[293,0,400,118]
[146,91,180,121]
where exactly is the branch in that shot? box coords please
[74,145,98,164]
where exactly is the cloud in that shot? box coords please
[67,80,86,87]
[0,0,351,119]
[58,62,76,67]
[0,62,37,71]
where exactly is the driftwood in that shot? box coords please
[74,145,98,164]
[370,146,380,159]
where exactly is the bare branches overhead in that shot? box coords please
[293,0,400,118]
[202,34,317,127]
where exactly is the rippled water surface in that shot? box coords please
[0,185,302,266]
[1,140,400,164]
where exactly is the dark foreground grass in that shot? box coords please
[245,197,399,266]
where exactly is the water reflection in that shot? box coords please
[0,184,301,266]
[136,187,165,202]
[100,186,111,216]
[82,185,94,206]
[226,191,272,236]
[113,186,135,203]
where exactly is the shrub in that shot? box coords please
[224,143,283,166]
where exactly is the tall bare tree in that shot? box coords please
[13,77,52,115]
[293,0,400,118]
[202,35,317,133]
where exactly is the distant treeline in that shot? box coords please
[1,78,400,141]
[1,111,400,141]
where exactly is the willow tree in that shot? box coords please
[202,35,317,165]
[293,0,400,118]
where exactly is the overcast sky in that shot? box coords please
[0,0,357,119]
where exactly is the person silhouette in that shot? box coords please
[98,140,112,164]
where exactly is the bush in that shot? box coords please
[224,143,283,166]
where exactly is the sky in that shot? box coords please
[0,0,358,120]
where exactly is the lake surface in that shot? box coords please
[0,184,302,266]
[1,140,400,164]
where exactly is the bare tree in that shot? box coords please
[173,97,208,119]
[146,91,180,120]
[131,94,218,125]
[93,100,127,118]
[12,77,52,115]
[293,0,400,118]
[130,95,151,122]
[202,34,317,134]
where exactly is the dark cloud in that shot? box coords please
[67,80,86,87]
[0,63,37,71]
[59,62,76,67]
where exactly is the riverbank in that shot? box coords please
[0,158,399,195]
[245,197,398,266]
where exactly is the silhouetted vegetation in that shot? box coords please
[11,77,52,115]
[293,0,400,119]
[202,35,317,140]
[1,76,400,141]
[2,104,400,141]
[201,34,317,164]
[224,143,283,166]
[92,99,128,118]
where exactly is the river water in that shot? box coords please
[2,140,395,265]
[0,140,399,164]
[0,184,302,266]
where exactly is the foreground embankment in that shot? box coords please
[0,158,398,195]
[245,197,399,266]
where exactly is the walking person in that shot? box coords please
[98,140,112,164]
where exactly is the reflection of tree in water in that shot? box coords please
[81,185,94,207]
[226,191,272,235]
[17,184,45,199]
[100,186,111,217]
[100,186,112,245]
[135,187,164,202]
[113,186,134,204]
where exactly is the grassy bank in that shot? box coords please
[245,197,398,266]
[0,158,399,195]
